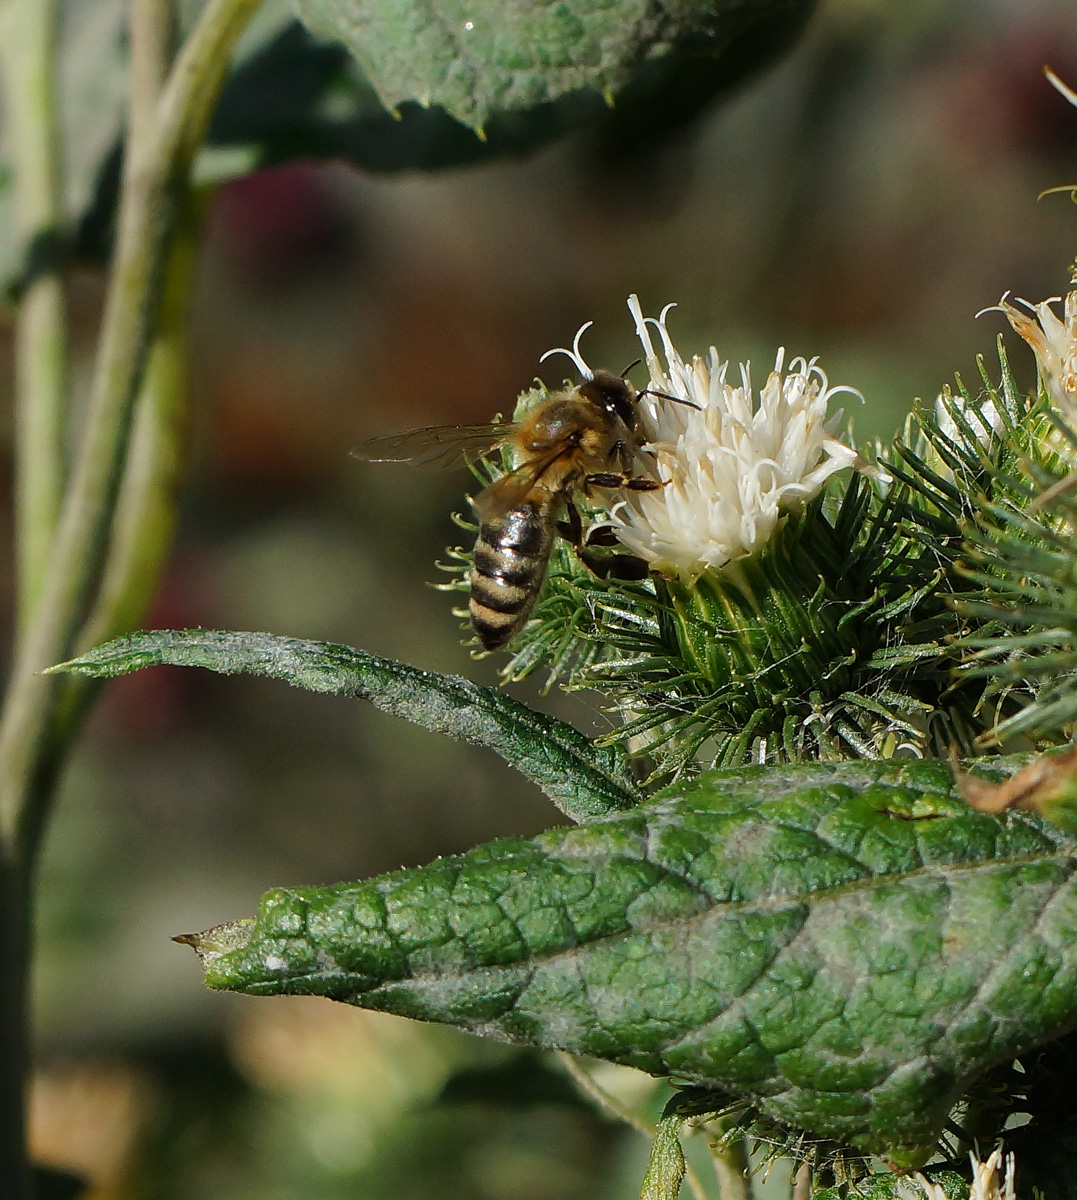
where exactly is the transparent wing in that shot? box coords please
[352,422,517,468]
[473,445,569,520]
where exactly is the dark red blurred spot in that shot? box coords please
[209,162,358,290]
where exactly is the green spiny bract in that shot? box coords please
[443,345,1076,780]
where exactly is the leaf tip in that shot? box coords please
[40,655,87,677]
[173,919,254,967]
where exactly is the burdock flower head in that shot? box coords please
[494,297,913,771]
[605,296,880,580]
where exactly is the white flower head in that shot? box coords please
[994,290,1077,422]
[934,386,1003,449]
[907,1149,1015,1200]
[604,295,880,581]
[539,320,596,379]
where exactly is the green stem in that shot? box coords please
[32,198,201,815]
[555,1056,710,1200]
[0,0,260,848]
[0,855,30,1200]
[555,1051,654,1136]
[709,1131,752,1200]
[792,1161,811,1200]
[1,0,67,640]
[639,1115,688,1200]
[0,1,258,1193]
[0,3,64,1195]
[76,196,196,656]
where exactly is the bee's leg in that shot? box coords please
[557,501,650,581]
[585,472,665,492]
[576,522,649,581]
[555,499,584,547]
[584,525,620,547]
[579,545,650,581]
[611,439,634,476]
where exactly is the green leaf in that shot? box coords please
[51,628,641,821]
[207,19,598,172]
[638,1114,686,1200]
[0,0,128,293]
[206,0,818,173]
[290,0,818,132]
[17,2,816,280]
[180,757,1077,1167]
[2,1,816,288]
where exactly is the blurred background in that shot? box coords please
[4,0,1077,1194]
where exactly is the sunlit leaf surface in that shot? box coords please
[178,757,1077,1167]
[291,0,817,130]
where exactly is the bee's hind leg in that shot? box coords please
[580,543,650,581]
[555,499,584,547]
[556,503,649,582]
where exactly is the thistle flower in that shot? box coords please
[995,289,1077,423]
[911,1150,1015,1200]
[481,295,1046,771]
[603,296,879,580]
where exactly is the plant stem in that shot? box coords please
[1,0,67,641]
[0,0,260,849]
[792,1160,811,1200]
[710,1131,752,1200]
[32,200,201,814]
[75,197,196,656]
[0,3,64,1194]
[0,856,30,1200]
[0,0,259,1193]
[555,1055,711,1200]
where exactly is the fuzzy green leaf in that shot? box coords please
[52,629,640,821]
[0,0,128,293]
[292,0,817,132]
[182,757,1077,1167]
[638,1114,686,1200]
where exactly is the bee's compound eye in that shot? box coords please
[584,371,638,429]
[608,388,639,431]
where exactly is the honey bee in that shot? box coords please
[357,367,679,651]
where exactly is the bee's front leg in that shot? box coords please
[584,472,664,492]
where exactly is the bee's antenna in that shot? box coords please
[624,357,702,410]
[638,387,702,411]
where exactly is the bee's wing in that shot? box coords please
[472,445,569,520]
[352,422,517,468]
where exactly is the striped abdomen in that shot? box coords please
[469,498,555,651]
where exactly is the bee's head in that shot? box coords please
[580,369,639,430]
